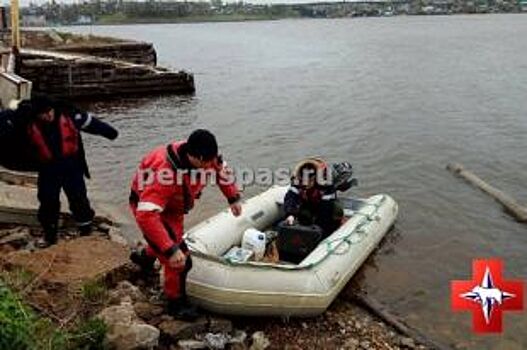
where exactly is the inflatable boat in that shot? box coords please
[185,186,398,317]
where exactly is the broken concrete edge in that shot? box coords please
[20,48,195,99]
[0,168,38,187]
[0,204,119,230]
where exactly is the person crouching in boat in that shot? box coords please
[27,96,119,247]
[129,129,242,320]
[283,158,345,236]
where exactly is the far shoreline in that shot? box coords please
[42,12,526,28]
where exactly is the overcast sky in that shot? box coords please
[6,0,360,6]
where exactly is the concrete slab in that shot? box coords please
[0,71,31,108]
[0,180,113,227]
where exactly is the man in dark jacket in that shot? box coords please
[0,101,37,171]
[27,96,118,246]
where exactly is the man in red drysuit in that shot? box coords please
[129,129,241,320]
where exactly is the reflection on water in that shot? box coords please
[65,14,527,349]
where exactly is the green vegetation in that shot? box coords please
[97,12,298,25]
[97,12,129,25]
[81,280,108,304]
[0,282,36,349]
[68,318,108,350]
[0,266,35,290]
[0,278,108,350]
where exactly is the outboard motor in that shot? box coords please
[331,161,358,192]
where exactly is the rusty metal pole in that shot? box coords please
[10,0,20,51]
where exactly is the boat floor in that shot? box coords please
[225,196,368,266]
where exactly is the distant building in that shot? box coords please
[22,14,47,27]
[421,5,435,13]
[520,0,527,11]
[75,15,93,25]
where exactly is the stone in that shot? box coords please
[249,331,270,350]
[108,280,146,304]
[400,337,416,349]
[98,302,135,327]
[134,302,164,321]
[343,338,359,350]
[359,340,371,349]
[98,301,160,349]
[0,230,29,247]
[159,314,174,322]
[159,317,208,341]
[109,228,129,246]
[208,316,233,334]
[229,330,247,345]
[204,333,230,349]
[177,339,207,349]
[229,343,248,350]
[121,295,134,304]
[106,323,159,350]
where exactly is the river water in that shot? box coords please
[62,14,527,349]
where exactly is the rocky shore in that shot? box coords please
[0,222,431,350]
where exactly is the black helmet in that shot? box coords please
[186,129,218,161]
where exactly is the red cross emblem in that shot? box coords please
[451,258,523,333]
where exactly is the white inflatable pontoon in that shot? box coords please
[185,186,398,317]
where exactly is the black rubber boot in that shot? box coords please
[167,298,200,321]
[43,225,58,246]
[78,224,93,237]
[130,248,156,274]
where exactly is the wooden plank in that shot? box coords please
[447,163,527,223]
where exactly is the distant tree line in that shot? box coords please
[18,0,526,25]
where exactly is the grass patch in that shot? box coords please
[66,318,108,350]
[0,279,108,350]
[81,280,108,304]
[0,282,36,349]
[0,267,35,290]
